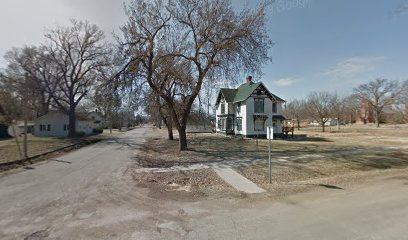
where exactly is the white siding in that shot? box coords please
[34,112,69,137]
[215,99,221,132]
[34,111,94,137]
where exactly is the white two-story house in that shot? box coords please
[215,76,286,138]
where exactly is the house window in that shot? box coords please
[39,124,49,132]
[254,98,264,113]
[236,117,242,131]
[236,102,241,114]
[272,102,277,113]
[226,118,233,131]
[221,102,225,114]
[218,118,226,131]
[254,118,265,131]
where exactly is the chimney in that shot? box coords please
[246,76,253,84]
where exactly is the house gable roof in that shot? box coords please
[215,88,238,106]
[233,82,285,103]
[36,110,92,122]
[215,81,285,106]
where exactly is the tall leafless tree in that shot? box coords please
[42,19,109,137]
[305,91,335,132]
[393,79,408,123]
[284,99,305,130]
[2,46,54,117]
[354,78,399,127]
[119,0,272,150]
[329,93,348,130]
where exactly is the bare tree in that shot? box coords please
[342,93,360,124]
[305,91,335,132]
[119,0,272,150]
[354,79,399,127]
[0,74,23,123]
[42,19,109,137]
[2,46,55,117]
[393,79,408,123]
[284,99,305,130]
[329,93,348,130]
[146,92,174,140]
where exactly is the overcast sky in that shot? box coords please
[1,0,407,100]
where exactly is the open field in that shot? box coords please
[133,124,408,197]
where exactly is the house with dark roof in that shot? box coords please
[215,76,286,138]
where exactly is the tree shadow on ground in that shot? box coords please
[135,134,408,174]
[279,135,333,142]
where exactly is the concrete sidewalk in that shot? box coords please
[214,167,265,194]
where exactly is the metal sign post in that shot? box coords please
[267,126,273,184]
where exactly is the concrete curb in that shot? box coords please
[214,167,266,194]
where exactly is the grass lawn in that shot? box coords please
[0,136,80,164]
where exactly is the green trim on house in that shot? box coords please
[215,88,238,107]
[233,82,286,103]
[216,81,285,108]
[233,82,262,102]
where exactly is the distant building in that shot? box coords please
[215,76,286,138]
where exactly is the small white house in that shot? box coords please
[215,76,286,138]
[34,111,94,137]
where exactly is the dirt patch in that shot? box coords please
[132,169,237,200]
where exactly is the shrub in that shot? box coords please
[93,128,103,134]
[0,123,10,138]
[75,131,86,138]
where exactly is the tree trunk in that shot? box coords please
[297,119,300,130]
[162,117,174,140]
[166,123,174,140]
[321,119,326,132]
[68,106,76,137]
[375,111,380,127]
[337,117,340,131]
[178,125,188,151]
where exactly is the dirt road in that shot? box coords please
[0,126,407,239]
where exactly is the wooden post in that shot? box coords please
[23,116,28,159]
[11,121,23,160]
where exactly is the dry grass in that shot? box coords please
[0,133,111,165]
[134,124,408,195]
[0,136,79,164]
[235,124,408,188]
